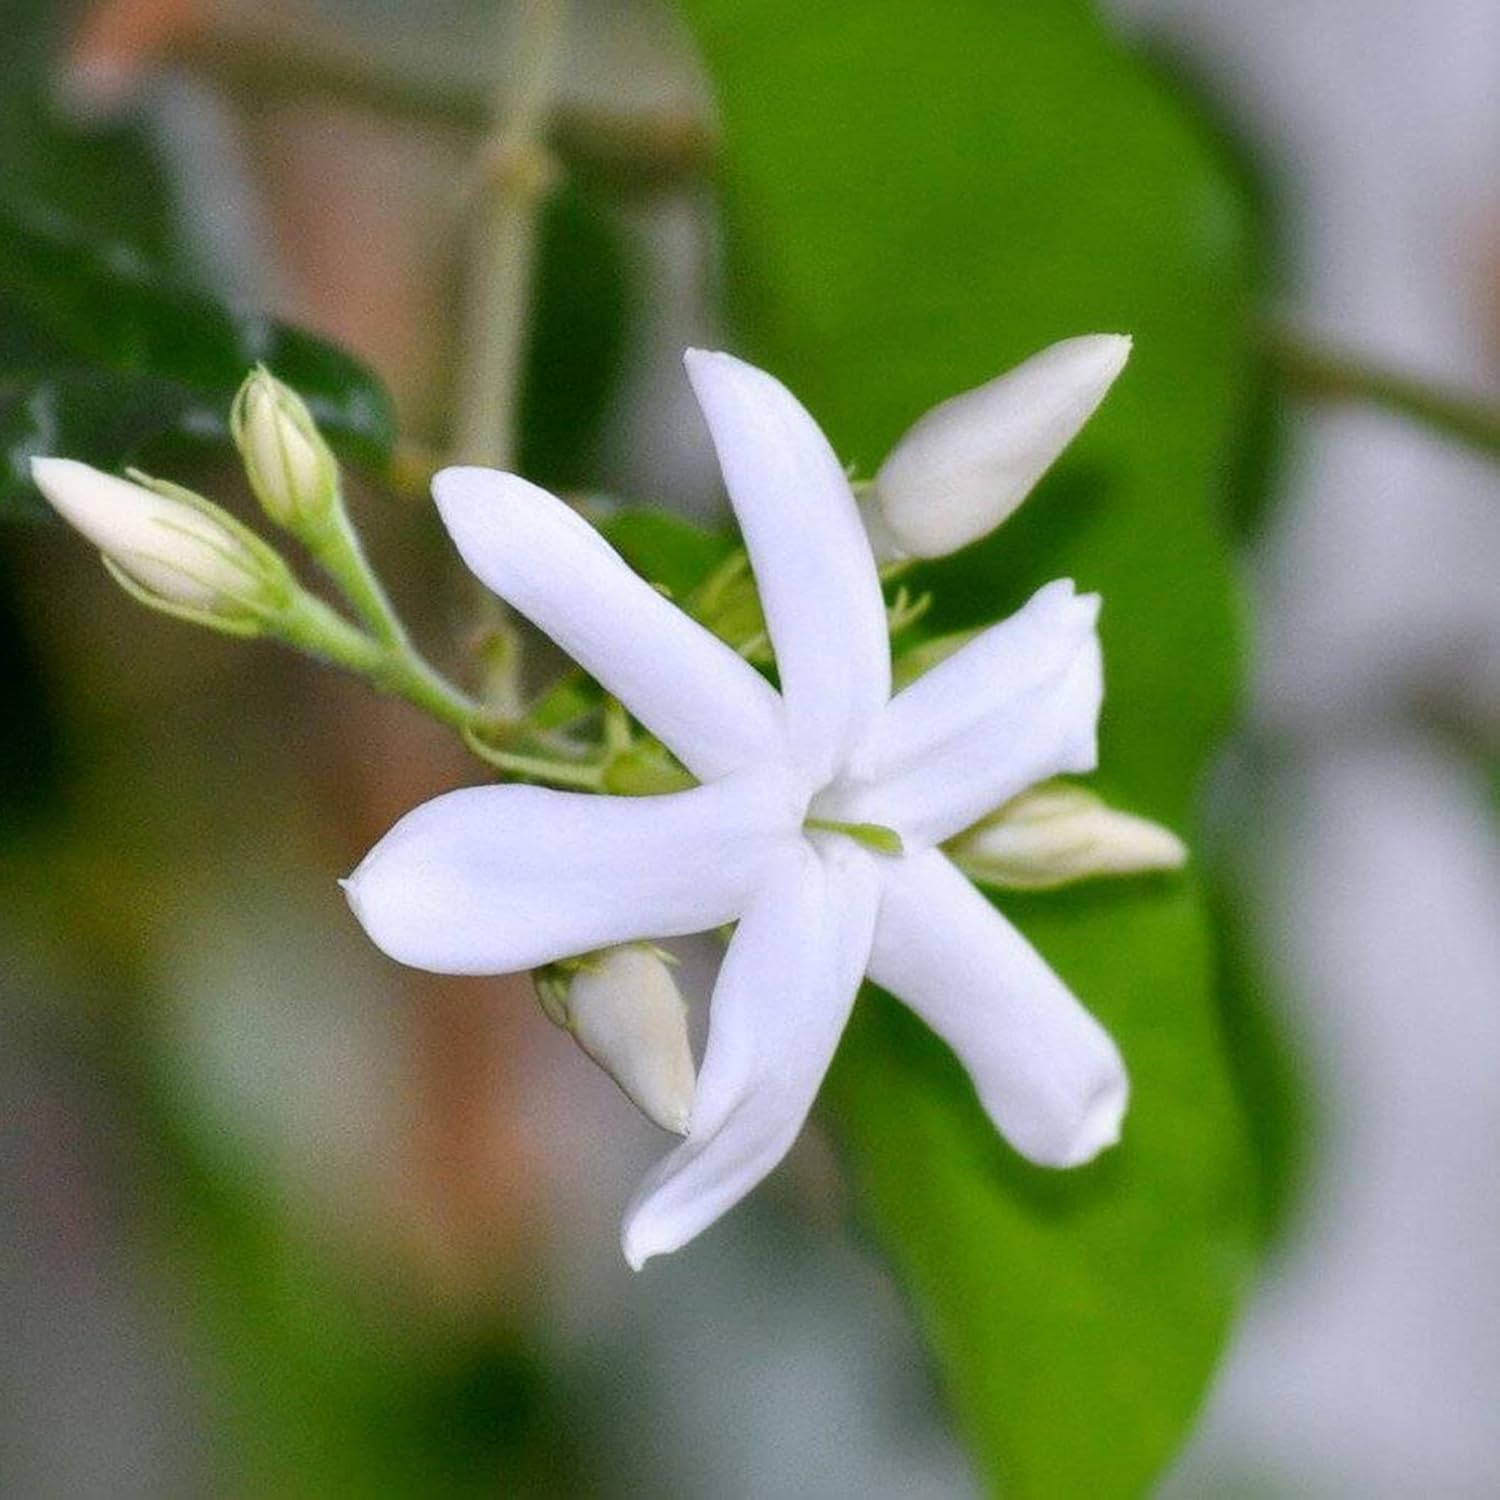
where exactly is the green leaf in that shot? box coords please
[0,0,174,260]
[519,185,633,493]
[596,505,736,600]
[0,207,397,518]
[678,0,1263,1492]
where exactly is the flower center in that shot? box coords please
[802,816,905,855]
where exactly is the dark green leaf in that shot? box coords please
[519,185,633,492]
[678,0,1263,1492]
[0,208,397,517]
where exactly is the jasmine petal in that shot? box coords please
[686,350,890,782]
[435,467,786,783]
[622,840,880,1269]
[868,850,1127,1167]
[872,334,1131,559]
[345,771,800,975]
[838,580,1103,847]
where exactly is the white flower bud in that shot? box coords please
[869,334,1131,560]
[541,946,696,1135]
[230,367,338,531]
[950,781,1187,890]
[30,457,278,623]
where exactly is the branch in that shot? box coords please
[1266,323,1500,464]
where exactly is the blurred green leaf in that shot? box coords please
[679,0,1262,1492]
[0,208,397,519]
[597,505,736,600]
[0,0,173,259]
[520,185,633,493]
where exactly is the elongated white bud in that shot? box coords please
[31,458,280,624]
[230,367,338,531]
[950,781,1187,890]
[869,334,1131,560]
[538,947,696,1135]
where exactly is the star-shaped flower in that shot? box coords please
[346,348,1128,1268]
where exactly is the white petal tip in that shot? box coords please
[29,456,98,515]
[338,867,371,928]
[682,346,776,392]
[620,1221,664,1273]
[431,464,499,517]
[1058,333,1132,387]
[1091,332,1133,368]
[337,848,424,968]
[1053,1071,1128,1167]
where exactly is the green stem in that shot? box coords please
[1267,324,1500,463]
[274,590,481,733]
[451,0,570,470]
[463,725,606,789]
[278,588,616,789]
[305,505,409,650]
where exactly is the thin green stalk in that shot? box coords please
[451,0,570,470]
[463,723,606,789]
[274,590,480,733]
[1267,324,1500,463]
[305,507,409,650]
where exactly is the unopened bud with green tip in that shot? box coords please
[537,946,696,1135]
[231,366,339,533]
[949,781,1187,890]
[865,334,1132,561]
[30,457,291,634]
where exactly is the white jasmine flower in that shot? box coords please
[866,334,1131,560]
[949,781,1188,889]
[345,349,1127,1268]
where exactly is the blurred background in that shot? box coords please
[1,1,1497,1495]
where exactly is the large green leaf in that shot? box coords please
[0,208,397,519]
[677,0,1261,1492]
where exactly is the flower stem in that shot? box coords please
[1266,323,1500,463]
[451,0,570,471]
[304,505,409,649]
[463,723,606,789]
[273,589,482,733]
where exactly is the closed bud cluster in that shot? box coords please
[30,458,288,631]
[950,781,1187,890]
[537,945,696,1135]
[231,367,339,533]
